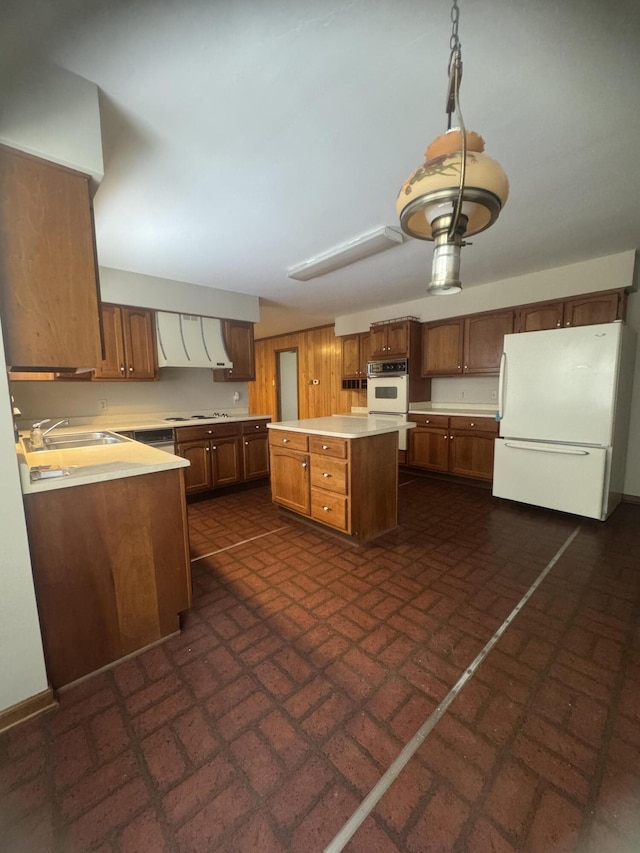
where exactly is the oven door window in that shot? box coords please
[373,387,399,400]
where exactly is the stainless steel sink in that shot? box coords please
[23,431,128,452]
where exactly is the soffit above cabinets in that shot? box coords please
[156,312,233,369]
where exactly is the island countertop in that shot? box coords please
[267,415,415,439]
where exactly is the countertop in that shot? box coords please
[409,405,498,419]
[15,412,272,433]
[268,415,416,439]
[17,433,190,495]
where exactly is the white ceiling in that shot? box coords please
[3,0,640,338]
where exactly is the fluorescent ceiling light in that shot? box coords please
[287,226,404,281]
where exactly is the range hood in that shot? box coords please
[156,312,233,369]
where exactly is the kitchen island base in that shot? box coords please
[269,424,401,544]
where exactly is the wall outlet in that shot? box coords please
[98,399,108,412]
[460,390,465,400]
[491,390,497,400]
[233,391,240,402]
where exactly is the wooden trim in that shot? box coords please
[256,323,335,342]
[0,688,57,735]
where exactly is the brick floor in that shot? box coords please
[2,475,640,851]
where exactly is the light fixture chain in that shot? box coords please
[449,0,460,54]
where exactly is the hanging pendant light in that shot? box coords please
[396,0,509,294]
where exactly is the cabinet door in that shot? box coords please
[123,307,157,379]
[243,434,270,480]
[516,301,564,333]
[563,292,623,327]
[95,304,127,378]
[448,431,496,480]
[177,441,212,494]
[213,320,255,381]
[421,319,464,375]
[369,326,388,358]
[386,322,409,357]
[408,427,450,471]
[270,447,310,514]
[0,147,103,370]
[341,334,361,378]
[211,437,241,486]
[463,311,514,374]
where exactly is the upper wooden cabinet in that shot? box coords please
[93,305,157,380]
[341,331,371,379]
[422,310,514,376]
[369,319,422,361]
[0,146,103,370]
[516,290,626,332]
[213,319,255,382]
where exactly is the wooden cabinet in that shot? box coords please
[341,331,371,379]
[0,145,103,371]
[242,420,270,480]
[94,304,157,380]
[422,311,514,376]
[176,419,270,494]
[407,414,498,481]
[268,427,399,542]
[24,469,191,688]
[369,320,421,360]
[213,319,255,381]
[516,289,626,332]
[176,422,242,494]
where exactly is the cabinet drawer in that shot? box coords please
[268,430,309,451]
[449,416,499,434]
[310,489,349,531]
[408,413,449,428]
[175,423,241,442]
[309,436,348,458]
[310,457,348,494]
[242,419,269,434]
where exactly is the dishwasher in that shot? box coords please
[116,427,176,454]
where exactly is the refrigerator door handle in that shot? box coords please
[497,352,506,420]
[504,442,590,456]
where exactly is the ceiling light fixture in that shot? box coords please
[396,0,509,294]
[287,226,404,281]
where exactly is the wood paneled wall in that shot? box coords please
[248,325,366,421]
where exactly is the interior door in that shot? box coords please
[276,349,299,421]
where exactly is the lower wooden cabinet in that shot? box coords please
[407,414,498,481]
[176,419,269,494]
[24,469,191,688]
[268,428,398,542]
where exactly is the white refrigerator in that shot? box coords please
[492,322,636,520]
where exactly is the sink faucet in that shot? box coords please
[30,419,69,449]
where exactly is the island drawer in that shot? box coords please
[242,419,269,434]
[175,422,241,442]
[310,489,349,531]
[310,457,348,494]
[309,436,348,458]
[449,416,499,433]
[268,430,309,451]
[408,413,449,428]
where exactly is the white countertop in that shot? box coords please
[409,405,498,418]
[15,412,272,432]
[17,433,189,495]
[268,415,416,439]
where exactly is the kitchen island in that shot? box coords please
[17,433,192,688]
[268,416,414,543]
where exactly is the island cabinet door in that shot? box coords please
[270,446,310,514]
[211,437,241,486]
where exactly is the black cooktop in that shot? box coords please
[165,413,229,422]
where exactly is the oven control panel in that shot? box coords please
[367,359,409,377]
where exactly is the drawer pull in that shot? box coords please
[425,419,430,423]
[282,438,289,443]
[322,444,329,450]
[245,441,248,445]
[322,506,330,512]
[470,422,475,426]
[119,364,125,374]
[323,472,331,478]
[302,462,307,468]
[255,424,260,429]
[208,430,212,434]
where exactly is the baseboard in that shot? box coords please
[0,687,57,735]
[622,493,640,505]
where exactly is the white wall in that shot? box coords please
[99,267,260,322]
[0,324,49,714]
[334,251,637,334]
[11,369,250,424]
[0,62,103,184]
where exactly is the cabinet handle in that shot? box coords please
[208,430,212,434]
[245,441,249,445]
[322,506,330,512]
[458,364,461,369]
[450,435,454,440]
[128,365,133,373]
[464,364,468,369]
[470,422,475,426]
[425,419,430,424]
[556,321,562,327]
[302,462,307,468]
[212,445,217,450]
[282,438,289,443]
[443,435,448,439]
[323,472,331,478]
[565,321,571,326]
[205,446,210,452]
[255,424,260,429]
[119,365,125,374]
[322,444,329,450]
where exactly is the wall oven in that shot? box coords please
[367,359,410,450]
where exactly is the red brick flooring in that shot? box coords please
[2,475,640,852]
